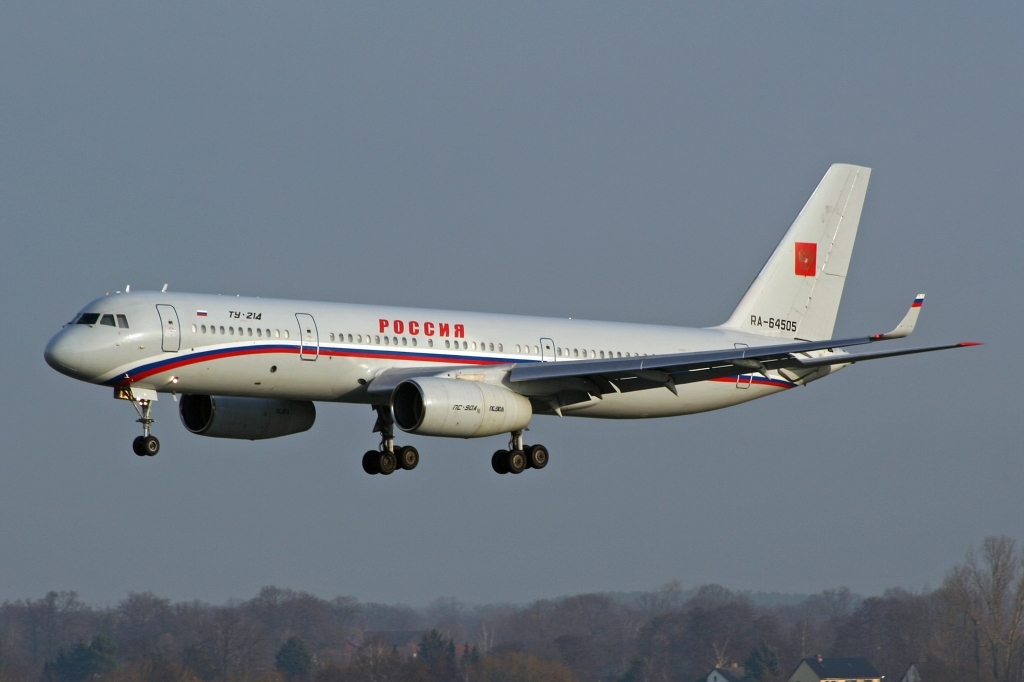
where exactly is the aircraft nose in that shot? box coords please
[44,331,84,377]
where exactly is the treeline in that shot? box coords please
[1,536,1023,682]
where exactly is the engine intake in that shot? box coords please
[179,395,315,440]
[391,377,532,438]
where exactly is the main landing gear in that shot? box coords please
[362,406,418,475]
[130,399,160,457]
[359,410,548,477]
[491,430,548,475]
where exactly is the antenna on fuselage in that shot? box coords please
[161,283,168,293]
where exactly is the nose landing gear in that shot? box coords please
[362,406,418,475]
[129,398,159,456]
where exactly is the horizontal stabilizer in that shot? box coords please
[873,294,925,340]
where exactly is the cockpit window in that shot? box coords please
[100,314,116,327]
[76,313,100,325]
[68,314,80,324]
[117,314,129,328]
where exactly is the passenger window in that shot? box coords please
[100,314,116,327]
[229,327,235,335]
[274,330,280,338]
[489,343,494,351]
[356,334,362,343]
[191,324,197,333]
[616,352,621,357]
[375,335,380,344]
[402,337,407,346]
[533,345,539,354]
[219,326,225,334]
[428,339,433,347]
[76,313,100,325]
[445,340,451,349]
[573,349,579,357]
[284,330,289,339]
[330,333,335,341]
[265,329,270,337]
[516,345,521,353]
[497,343,502,352]
[347,334,353,342]
[201,325,207,333]
[384,336,389,345]
[471,342,477,350]
[257,328,262,337]
[116,314,129,328]
[393,337,398,345]
[247,328,252,336]
[411,338,417,347]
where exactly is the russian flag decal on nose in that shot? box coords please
[196,310,208,317]
[794,242,816,276]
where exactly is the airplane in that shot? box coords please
[44,164,978,476]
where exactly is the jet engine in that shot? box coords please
[179,395,315,440]
[391,377,532,438]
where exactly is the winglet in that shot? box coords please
[873,294,925,340]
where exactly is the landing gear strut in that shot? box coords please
[362,406,418,475]
[491,431,548,475]
[130,399,160,456]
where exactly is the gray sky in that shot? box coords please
[0,3,1019,606]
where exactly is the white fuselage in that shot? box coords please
[45,291,826,421]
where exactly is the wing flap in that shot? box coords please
[793,341,981,368]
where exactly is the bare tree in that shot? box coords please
[943,536,1024,682]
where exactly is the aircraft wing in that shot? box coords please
[509,337,977,393]
[508,295,979,398]
[366,365,483,395]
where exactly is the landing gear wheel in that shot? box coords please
[396,445,419,471]
[378,451,397,476]
[492,450,510,474]
[362,450,381,475]
[526,444,548,470]
[141,436,160,456]
[129,398,158,457]
[507,450,527,474]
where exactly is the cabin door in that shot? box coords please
[734,342,752,388]
[541,337,556,362]
[156,304,180,352]
[295,313,319,360]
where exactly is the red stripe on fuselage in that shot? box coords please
[709,376,793,389]
[119,345,511,385]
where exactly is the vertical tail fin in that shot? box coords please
[719,164,871,341]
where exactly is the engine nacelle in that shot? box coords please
[179,395,316,440]
[391,377,532,438]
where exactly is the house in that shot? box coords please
[899,663,920,682]
[700,664,747,682]
[788,655,881,682]
[365,630,426,658]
